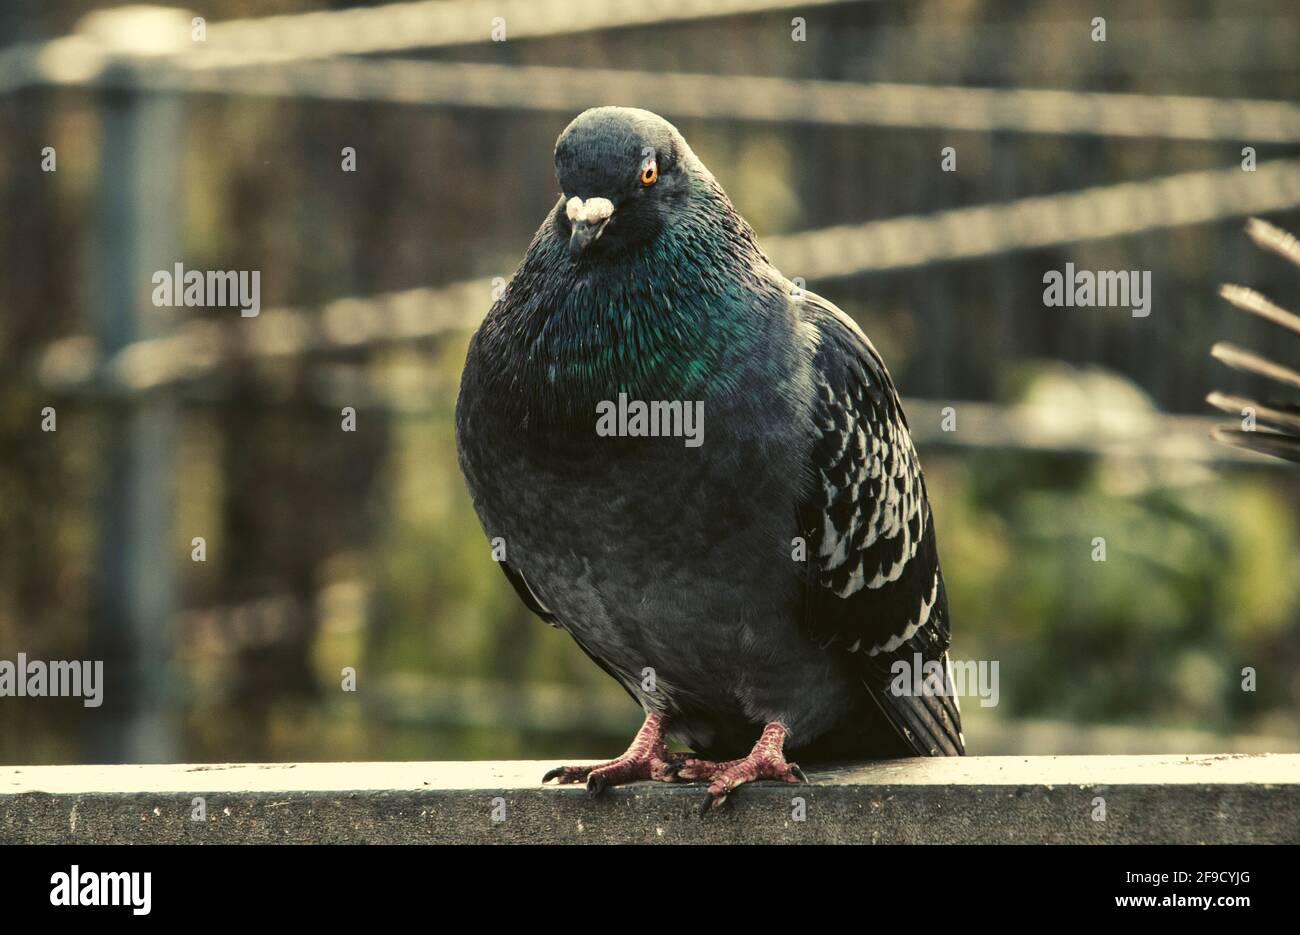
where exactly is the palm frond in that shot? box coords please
[1209,219,1300,463]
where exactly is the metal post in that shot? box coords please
[84,8,190,762]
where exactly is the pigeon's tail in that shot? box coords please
[1208,219,1300,463]
[864,650,965,757]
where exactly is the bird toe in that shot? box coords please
[541,765,592,784]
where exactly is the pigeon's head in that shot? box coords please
[554,107,704,262]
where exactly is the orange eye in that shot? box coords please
[640,161,658,186]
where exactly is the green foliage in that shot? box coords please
[932,422,1300,739]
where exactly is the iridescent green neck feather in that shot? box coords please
[475,178,784,428]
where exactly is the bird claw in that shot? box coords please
[541,765,592,784]
[541,714,693,794]
[542,721,807,811]
[699,791,728,817]
[688,724,807,815]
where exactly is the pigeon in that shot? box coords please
[455,106,963,811]
[1208,218,1300,462]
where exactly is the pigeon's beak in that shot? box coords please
[569,219,609,258]
[565,195,614,259]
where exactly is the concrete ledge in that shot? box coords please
[2,755,1297,844]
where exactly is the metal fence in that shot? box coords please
[3,0,1299,762]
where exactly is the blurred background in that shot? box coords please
[1,0,1299,766]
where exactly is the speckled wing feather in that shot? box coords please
[796,291,964,756]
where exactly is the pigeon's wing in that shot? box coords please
[796,291,964,756]
[498,560,559,626]
[498,559,642,705]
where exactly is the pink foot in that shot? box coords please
[542,713,689,795]
[668,722,807,813]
